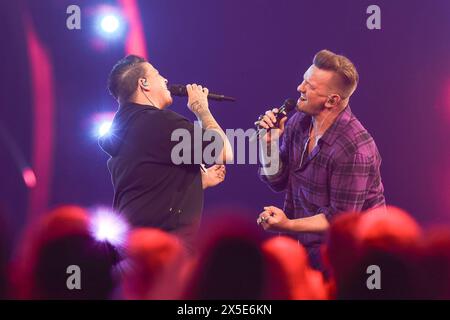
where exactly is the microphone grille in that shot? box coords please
[168,84,187,96]
[283,98,296,112]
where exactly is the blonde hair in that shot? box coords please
[313,49,359,98]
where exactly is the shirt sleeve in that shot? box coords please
[317,152,374,221]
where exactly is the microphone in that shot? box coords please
[250,98,297,142]
[168,84,236,102]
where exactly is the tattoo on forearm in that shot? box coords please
[190,101,206,115]
[192,101,220,130]
[191,101,230,162]
[201,115,220,130]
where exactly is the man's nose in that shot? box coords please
[297,82,305,93]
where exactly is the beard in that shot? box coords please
[297,99,324,116]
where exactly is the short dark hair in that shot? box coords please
[107,55,147,102]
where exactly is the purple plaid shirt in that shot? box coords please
[259,106,385,247]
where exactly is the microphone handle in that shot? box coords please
[250,104,289,142]
[169,85,235,102]
[207,93,236,102]
[255,105,288,129]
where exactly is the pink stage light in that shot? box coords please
[22,167,37,189]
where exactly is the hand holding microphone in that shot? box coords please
[186,84,210,116]
[182,83,234,164]
[169,84,236,102]
[253,98,296,143]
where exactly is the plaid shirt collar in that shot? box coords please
[321,105,353,146]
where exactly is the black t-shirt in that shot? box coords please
[99,102,214,247]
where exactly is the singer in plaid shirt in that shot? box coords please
[257,50,385,271]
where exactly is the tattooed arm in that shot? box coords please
[186,84,233,164]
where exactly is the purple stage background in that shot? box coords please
[1,0,449,239]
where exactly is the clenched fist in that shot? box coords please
[256,108,288,144]
[186,84,209,116]
[257,206,291,232]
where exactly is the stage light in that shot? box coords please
[98,120,112,137]
[85,5,127,48]
[100,15,120,33]
[91,111,115,138]
[94,9,125,40]
[22,167,36,188]
[90,208,129,246]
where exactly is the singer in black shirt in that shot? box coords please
[99,55,232,251]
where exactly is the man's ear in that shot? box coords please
[139,78,150,90]
[325,94,340,108]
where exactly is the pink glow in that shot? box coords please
[22,167,37,189]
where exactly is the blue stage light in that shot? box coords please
[98,120,112,137]
[91,112,115,138]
